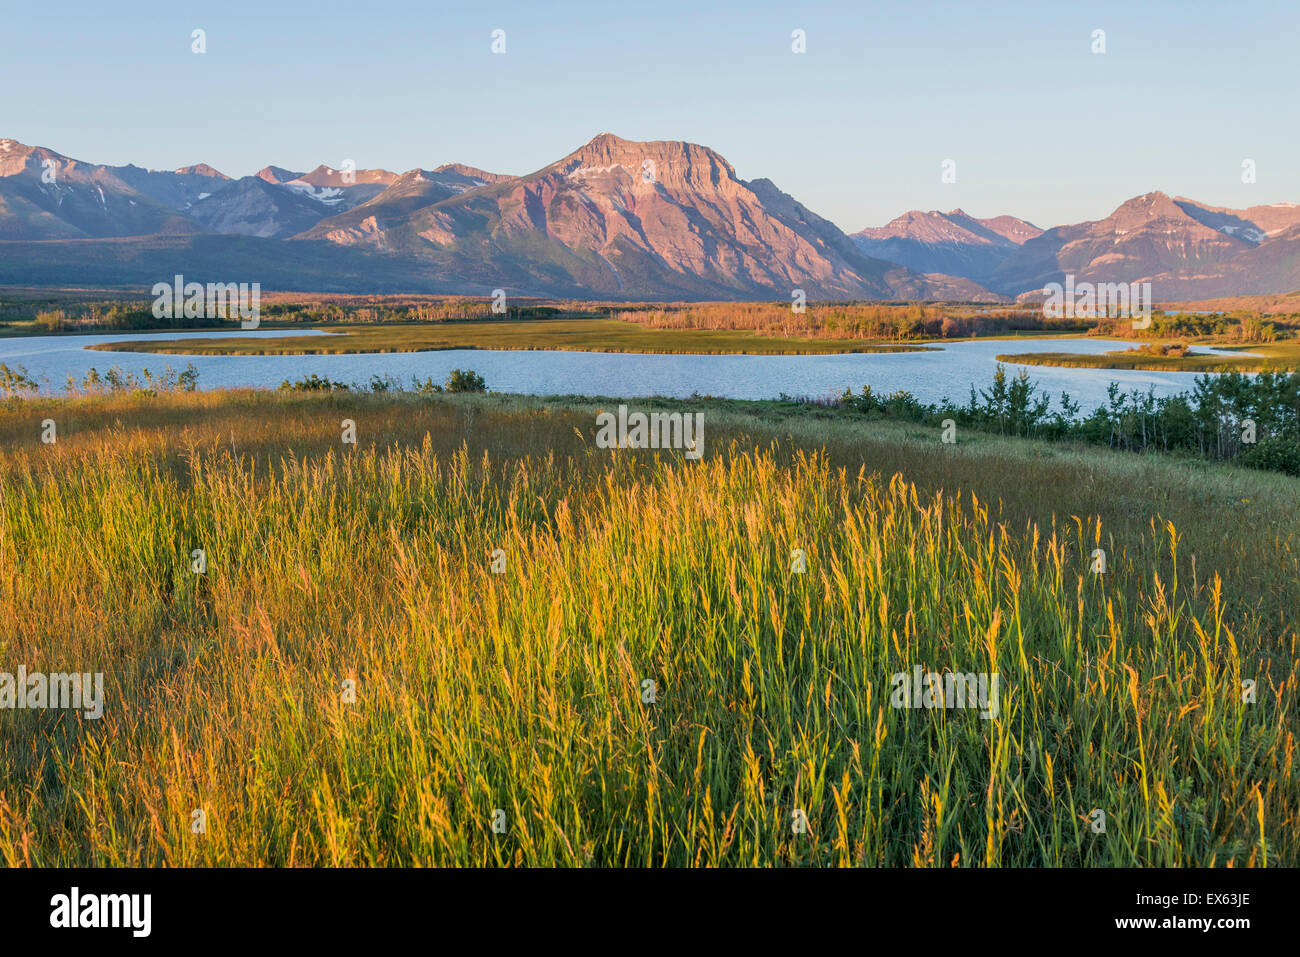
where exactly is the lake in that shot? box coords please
[0,331,1251,412]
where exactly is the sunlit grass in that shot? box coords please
[998,339,1300,373]
[0,390,1296,866]
[84,319,933,357]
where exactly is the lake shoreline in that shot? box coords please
[0,331,1263,412]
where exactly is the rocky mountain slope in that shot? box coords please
[293,133,988,299]
[0,139,208,239]
[988,191,1279,296]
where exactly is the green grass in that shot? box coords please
[998,340,1300,373]
[0,389,1296,866]
[84,318,937,356]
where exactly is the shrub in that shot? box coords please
[411,376,444,395]
[279,374,350,392]
[444,368,487,393]
[71,363,200,396]
[1239,438,1300,476]
[940,316,968,338]
[35,310,70,331]
[0,363,39,398]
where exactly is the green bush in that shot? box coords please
[444,368,487,393]
[278,374,350,392]
[1239,438,1300,476]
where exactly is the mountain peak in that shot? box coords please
[175,163,228,179]
[586,132,626,148]
[255,165,305,185]
[393,168,436,184]
[549,133,738,193]
[565,132,644,160]
[292,165,398,187]
[431,162,509,184]
[1116,190,1176,211]
[0,139,61,177]
[1108,190,1198,228]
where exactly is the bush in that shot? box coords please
[35,310,70,331]
[70,364,200,396]
[1239,438,1300,477]
[827,366,1300,477]
[278,374,350,392]
[444,368,487,393]
[940,316,968,338]
[410,376,444,395]
[0,363,39,398]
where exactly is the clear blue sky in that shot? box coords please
[4,0,1295,232]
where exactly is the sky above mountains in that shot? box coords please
[4,0,1297,234]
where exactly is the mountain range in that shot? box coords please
[2,133,1298,302]
[987,193,1300,300]
[851,209,1044,282]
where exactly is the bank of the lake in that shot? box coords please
[0,330,1258,411]
[997,340,1298,373]
[86,319,936,357]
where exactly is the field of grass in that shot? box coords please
[1,389,1297,866]
[84,319,937,357]
[998,340,1300,373]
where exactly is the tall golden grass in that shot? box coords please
[0,390,1295,865]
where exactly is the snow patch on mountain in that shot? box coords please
[285,182,347,205]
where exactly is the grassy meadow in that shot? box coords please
[0,389,1297,866]
[997,340,1300,374]
[84,318,933,357]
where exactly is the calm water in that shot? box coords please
[0,331,1251,413]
